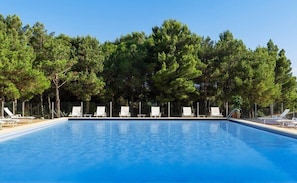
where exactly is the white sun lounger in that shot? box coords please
[277,117,297,128]
[0,118,20,127]
[210,107,223,117]
[94,106,106,117]
[182,107,194,117]
[68,106,82,117]
[259,109,290,124]
[150,106,161,118]
[119,106,131,117]
[4,107,35,122]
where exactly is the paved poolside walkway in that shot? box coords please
[230,118,297,138]
[0,118,66,135]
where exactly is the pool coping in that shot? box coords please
[67,116,226,120]
[229,118,297,139]
[0,118,67,142]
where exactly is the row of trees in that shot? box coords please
[1,14,296,117]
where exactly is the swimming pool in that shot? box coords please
[1,120,297,182]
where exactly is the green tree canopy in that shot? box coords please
[1,14,297,117]
[38,34,77,117]
[274,49,297,105]
[214,30,248,104]
[67,36,105,102]
[237,48,280,113]
[102,32,149,105]
[0,15,49,101]
[150,19,203,103]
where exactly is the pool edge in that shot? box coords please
[229,118,297,139]
[1,117,297,141]
[0,118,67,142]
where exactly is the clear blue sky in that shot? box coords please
[1,0,297,76]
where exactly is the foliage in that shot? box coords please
[214,31,248,102]
[0,14,297,116]
[69,72,105,101]
[67,36,105,102]
[274,49,297,106]
[0,15,49,101]
[150,19,203,103]
[38,34,77,117]
[231,95,242,109]
[102,32,149,105]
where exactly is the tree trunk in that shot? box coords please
[40,94,44,118]
[48,95,51,113]
[54,73,61,118]
[0,97,4,117]
[13,99,17,114]
[85,100,90,114]
[56,85,61,118]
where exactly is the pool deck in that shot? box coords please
[0,118,67,141]
[0,117,297,139]
[229,118,297,138]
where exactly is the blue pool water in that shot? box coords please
[1,120,297,182]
